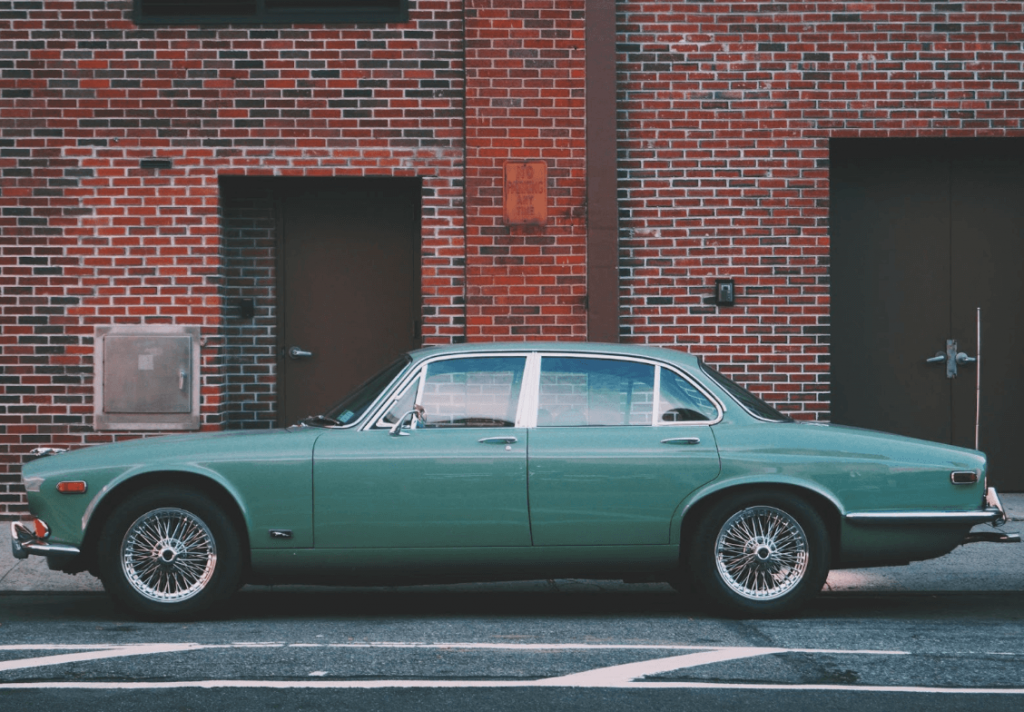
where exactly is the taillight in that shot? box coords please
[950,471,978,485]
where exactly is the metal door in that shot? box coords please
[830,139,1024,490]
[278,182,421,426]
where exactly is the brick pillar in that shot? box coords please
[463,0,588,340]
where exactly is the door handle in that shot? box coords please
[924,339,960,379]
[478,436,518,445]
[288,346,313,360]
[661,437,701,446]
[926,340,976,378]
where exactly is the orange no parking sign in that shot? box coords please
[503,161,548,226]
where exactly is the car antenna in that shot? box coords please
[974,307,981,451]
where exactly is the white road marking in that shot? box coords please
[0,642,1020,695]
[293,642,910,655]
[0,645,127,651]
[539,647,786,686]
[0,644,201,673]
[0,680,1022,694]
[0,642,910,655]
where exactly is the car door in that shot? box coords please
[527,355,722,546]
[312,354,531,549]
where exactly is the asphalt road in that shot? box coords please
[1,584,1023,711]
[2,495,1021,710]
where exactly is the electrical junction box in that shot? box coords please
[94,325,201,431]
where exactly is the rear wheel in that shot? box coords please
[689,491,830,618]
[97,487,242,620]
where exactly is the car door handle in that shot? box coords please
[661,437,701,445]
[478,436,518,445]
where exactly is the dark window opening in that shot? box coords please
[134,0,408,25]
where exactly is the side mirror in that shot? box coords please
[389,405,425,436]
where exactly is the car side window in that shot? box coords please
[538,357,655,427]
[419,357,526,428]
[659,368,718,422]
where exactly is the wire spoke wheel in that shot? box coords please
[714,505,809,601]
[121,507,217,603]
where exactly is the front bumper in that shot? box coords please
[10,520,81,560]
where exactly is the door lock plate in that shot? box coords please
[945,339,958,379]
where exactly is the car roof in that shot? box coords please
[406,341,702,368]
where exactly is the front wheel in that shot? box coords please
[688,491,830,618]
[96,487,242,620]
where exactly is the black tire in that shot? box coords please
[96,487,243,620]
[688,490,830,618]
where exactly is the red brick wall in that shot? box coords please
[463,0,588,340]
[0,0,468,517]
[616,0,1024,417]
[4,1,1024,518]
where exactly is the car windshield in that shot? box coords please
[699,360,791,422]
[319,355,412,426]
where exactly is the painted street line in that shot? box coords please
[0,642,1021,695]
[0,644,201,673]
[0,680,1023,694]
[280,642,910,654]
[539,647,787,686]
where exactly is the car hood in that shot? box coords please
[22,427,310,481]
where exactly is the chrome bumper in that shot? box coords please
[10,520,81,560]
[984,487,1010,527]
[967,488,1022,543]
[844,488,1014,528]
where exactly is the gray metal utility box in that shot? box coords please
[94,325,201,430]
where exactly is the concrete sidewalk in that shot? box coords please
[2,495,1022,595]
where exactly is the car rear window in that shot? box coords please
[699,360,791,422]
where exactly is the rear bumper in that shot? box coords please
[844,487,1012,527]
[984,487,1010,527]
[10,520,81,560]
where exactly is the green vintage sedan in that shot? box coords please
[11,342,1018,619]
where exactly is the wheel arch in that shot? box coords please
[676,481,843,570]
[78,470,251,578]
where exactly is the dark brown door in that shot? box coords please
[278,181,421,426]
[831,139,1024,490]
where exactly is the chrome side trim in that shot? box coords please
[10,521,81,560]
[846,488,1009,527]
[845,510,1001,526]
[845,511,998,523]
